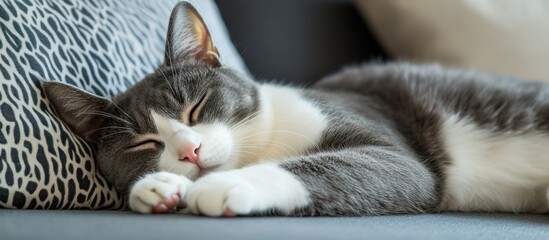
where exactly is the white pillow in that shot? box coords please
[356,0,549,81]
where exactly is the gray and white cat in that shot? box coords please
[44,2,549,216]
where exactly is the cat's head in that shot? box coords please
[43,2,268,194]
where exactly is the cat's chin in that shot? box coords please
[197,165,219,178]
[177,163,224,181]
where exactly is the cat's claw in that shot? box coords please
[129,172,193,214]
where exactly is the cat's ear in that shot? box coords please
[43,82,111,144]
[164,2,221,67]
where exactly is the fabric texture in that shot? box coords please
[356,0,549,82]
[2,210,548,240]
[0,0,247,209]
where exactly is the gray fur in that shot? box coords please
[44,3,259,194]
[278,62,549,216]
[45,63,258,194]
[43,3,549,216]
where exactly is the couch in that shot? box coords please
[1,1,548,240]
[3,210,548,240]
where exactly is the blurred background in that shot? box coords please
[217,0,384,85]
[217,0,549,85]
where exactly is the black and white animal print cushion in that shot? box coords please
[0,0,248,209]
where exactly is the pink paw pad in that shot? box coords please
[152,194,180,214]
[222,209,235,217]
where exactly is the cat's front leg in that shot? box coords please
[186,146,437,216]
[129,172,193,214]
[185,163,310,216]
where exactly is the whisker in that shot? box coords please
[87,126,134,134]
[228,111,266,132]
[158,66,178,97]
[82,111,133,125]
[98,130,134,140]
[111,101,136,125]
[235,142,298,160]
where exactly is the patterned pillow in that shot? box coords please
[0,0,248,209]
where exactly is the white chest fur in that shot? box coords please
[440,115,549,213]
[234,84,328,166]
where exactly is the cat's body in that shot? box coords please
[44,2,549,216]
[309,63,549,214]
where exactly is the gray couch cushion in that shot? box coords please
[1,210,548,240]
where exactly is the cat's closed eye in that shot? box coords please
[127,135,162,152]
[188,92,209,125]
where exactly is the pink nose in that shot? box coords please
[178,144,200,165]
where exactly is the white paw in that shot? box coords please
[185,164,310,217]
[129,172,193,214]
[186,172,257,216]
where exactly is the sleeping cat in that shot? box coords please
[44,2,549,216]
